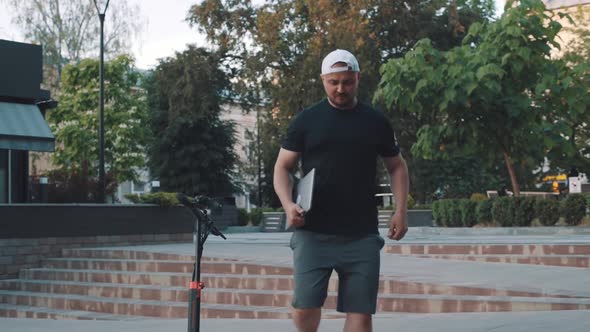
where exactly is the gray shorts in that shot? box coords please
[289,229,385,314]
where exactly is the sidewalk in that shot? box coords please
[2,310,589,332]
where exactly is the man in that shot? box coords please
[273,49,410,332]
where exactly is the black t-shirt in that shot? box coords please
[282,99,400,235]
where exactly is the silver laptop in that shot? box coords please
[294,168,315,212]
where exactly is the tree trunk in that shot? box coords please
[503,151,521,196]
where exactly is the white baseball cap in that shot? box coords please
[321,49,360,75]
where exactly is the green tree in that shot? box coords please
[146,46,238,197]
[376,0,572,195]
[48,55,149,191]
[544,5,590,175]
[188,0,496,206]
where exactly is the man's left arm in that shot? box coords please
[382,154,409,240]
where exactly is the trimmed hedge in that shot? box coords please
[476,199,494,225]
[432,200,444,227]
[492,197,515,227]
[431,199,467,227]
[237,208,249,226]
[432,194,586,228]
[448,200,463,227]
[535,199,560,226]
[124,192,179,207]
[459,199,478,227]
[561,194,587,226]
[513,196,537,227]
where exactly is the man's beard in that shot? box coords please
[329,94,356,109]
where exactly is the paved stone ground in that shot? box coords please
[2,310,589,331]
[2,227,590,331]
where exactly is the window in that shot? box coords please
[131,180,146,194]
[0,149,6,203]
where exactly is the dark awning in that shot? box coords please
[0,101,55,152]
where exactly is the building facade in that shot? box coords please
[0,39,56,203]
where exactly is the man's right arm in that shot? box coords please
[273,148,305,228]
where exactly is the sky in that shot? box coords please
[0,0,506,70]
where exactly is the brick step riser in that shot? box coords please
[413,255,590,268]
[10,272,573,299]
[20,270,192,286]
[1,293,588,316]
[0,294,295,319]
[61,249,232,262]
[43,261,293,275]
[385,244,590,256]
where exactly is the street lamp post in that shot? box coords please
[93,0,110,203]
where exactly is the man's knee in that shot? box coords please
[293,308,321,332]
[344,313,372,332]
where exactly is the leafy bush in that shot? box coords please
[476,199,494,225]
[439,200,452,227]
[459,199,478,227]
[535,199,559,226]
[379,194,418,211]
[407,194,416,209]
[134,192,180,207]
[584,194,590,214]
[513,196,536,227]
[413,203,432,210]
[380,204,395,211]
[124,193,142,203]
[470,193,487,201]
[432,200,444,226]
[237,208,249,226]
[448,200,464,227]
[492,197,514,227]
[561,194,587,226]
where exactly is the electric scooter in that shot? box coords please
[177,194,226,332]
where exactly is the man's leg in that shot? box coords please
[290,230,333,332]
[293,308,321,332]
[343,313,372,332]
[336,234,384,332]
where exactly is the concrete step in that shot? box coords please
[373,293,590,313]
[43,258,293,275]
[407,254,590,268]
[0,279,188,302]
[384,244,590,256]
[0,290,296,319]
[198,288,590,313]
[0,303,155,320]
[0,280,590,314]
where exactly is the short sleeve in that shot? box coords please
[377,117,400,157]
[282,112,305,152]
